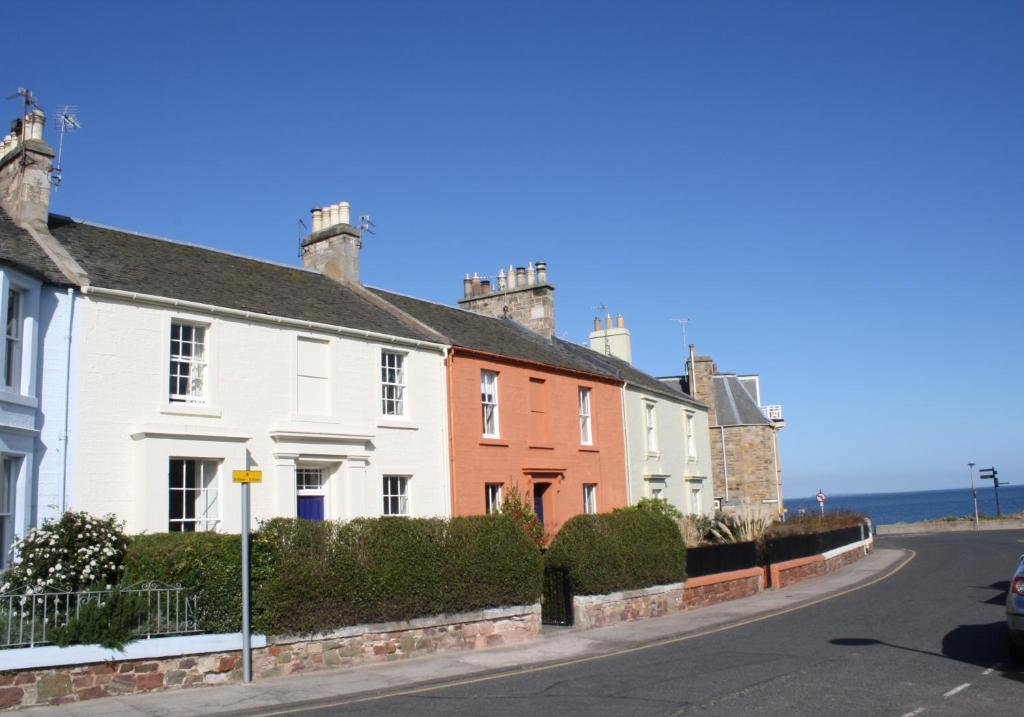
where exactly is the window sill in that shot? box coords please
[0,390,37,409]
[377,420,419,431]
[161,404,221,418]
[579,446,600,453]
[645,452,661,460]
[479,438,509,447]
[528,443,555,450]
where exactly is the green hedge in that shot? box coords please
[125,514,543,637]
[545,509,686,595]
[123,532,242,634]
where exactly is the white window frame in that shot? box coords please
[169,321,208,404]
[481,370,500,438]
[644,401,659,455]
[583,483,597,514]
[380,350,406,417]
[383,475,409,516]
[485,482,503,514]
[0,456,18,569]
[4,288,22,391]
[578,387,592,445]
[296,466,325,493]
[685,411,697,461]
[168,458,220,532]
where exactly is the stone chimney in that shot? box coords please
[0,108,55,233]
[300,201,362,283]
[588,313,632,363]
[687,346,717,426]
[458,260,555,337]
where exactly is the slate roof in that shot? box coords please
[0,209,68,284]
[370,287,703,406]
[712,374,771,426]
[46,215,441,343]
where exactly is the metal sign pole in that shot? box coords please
[968,462,979,530]
[241,481,252,683]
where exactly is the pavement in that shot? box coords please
[23,548,908,717]
[876,517,1024,535]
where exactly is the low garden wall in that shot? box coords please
[0,604,541,710]
[683,567,764,609]
[572,583,684,630]
[769,537,873,589]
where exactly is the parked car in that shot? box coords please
[1008,553,1024,663]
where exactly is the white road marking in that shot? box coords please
[899,708,925,717]
[982,663,1001,675]
[943,683,970,697]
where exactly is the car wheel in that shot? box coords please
[1009,634,1024,665]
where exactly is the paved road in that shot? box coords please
[249,531,1024,717]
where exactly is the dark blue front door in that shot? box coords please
[533,483,548,526]
[297,495,324,521]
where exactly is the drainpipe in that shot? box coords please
[59,287,75,514]
[720,426,729,502]
[619,384,633,505]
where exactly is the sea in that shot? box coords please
[785,484,1024,526]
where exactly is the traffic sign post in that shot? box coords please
[816,489,827,517]
[233,469,263,684]
[967,462,979,530]
[978,467,1003,517]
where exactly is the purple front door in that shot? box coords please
[297,495,324,521]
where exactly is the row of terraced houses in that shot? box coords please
[0,106,785,564]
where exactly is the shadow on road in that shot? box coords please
[831,623,1024,683]
[973,580,1009,605]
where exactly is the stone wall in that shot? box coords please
[0,605,540,710]
[770,542,872,589]
[457,284,555,337]
[710,424,780,506]
[683,568,764,609]
[572,583,684,630]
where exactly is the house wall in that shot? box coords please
[622,385,713,515]
[710,424,781,507]
[72,295,451,534]
[447,349,626,536]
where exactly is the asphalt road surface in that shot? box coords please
[243,531,1024,717]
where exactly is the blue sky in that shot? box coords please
[7,1,1022,497]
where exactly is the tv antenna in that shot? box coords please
[359,214,376,235]
[6,88,39,166]
[51,105,81,189]
[670,318,691,353]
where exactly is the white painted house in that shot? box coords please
[43,208,452,534]
[587,315,714,516]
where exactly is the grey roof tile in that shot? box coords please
[713,374,770,426]
[0,209,68,284]
[46,215,440,343]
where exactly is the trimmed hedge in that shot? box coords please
[544,509,686,595]
[123,532,241,634]
[126,514,543,637]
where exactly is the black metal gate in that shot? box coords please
[541,566,574,626]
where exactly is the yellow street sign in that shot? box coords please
[233,470,263,484]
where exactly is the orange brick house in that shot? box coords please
[374,274,628,536]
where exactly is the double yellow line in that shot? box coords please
[249,549,917,716]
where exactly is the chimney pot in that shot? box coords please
[526,262,536,286]
[516,266,527,285]
[497,268,507,291]
[593,317,601,331]
[311,208,323,233]
[536,260,547,283]
[471,272,481,297]
[27,109,45,141]
[481,279,491,295]
[605,313,613,330]
[463,274,473,298]
[339,201,350,226]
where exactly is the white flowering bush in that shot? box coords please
[1,511,128,594]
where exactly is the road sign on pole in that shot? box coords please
[233,469,262,684]
[978,467,1002,517]
[816,489,827,516]
[968,462,979,530]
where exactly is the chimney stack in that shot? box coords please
[300,199,362,283]
[687,347,718,425]
[457,259,556,337]
[1,108,55,232]
[589,313,632,364]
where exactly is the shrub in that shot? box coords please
[1,512,128,593]
[500,484,545,546]
[710,502,776,543]
[768,509,867,537]
[123,532,241,634]
[677,513,717,547]
[634,497,682,521]
[53,589,148,650]
[127,515,543,637]
[545,510,685,595]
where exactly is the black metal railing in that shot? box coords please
[765,524,866,564]
[686,541,759,578]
